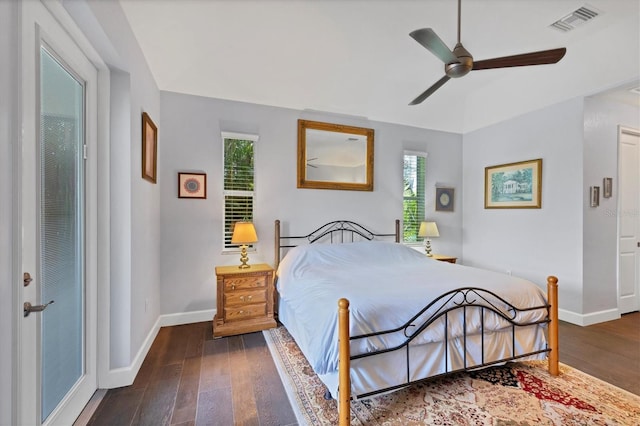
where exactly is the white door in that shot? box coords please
[19,1,98,425]
[618,126,640,314]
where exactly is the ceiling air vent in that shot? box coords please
[550,5,600,32]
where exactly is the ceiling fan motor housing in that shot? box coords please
[446,43,473,78]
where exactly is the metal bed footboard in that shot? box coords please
[337,276,559,426]
[347,286,552,399]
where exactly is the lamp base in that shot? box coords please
[238,245,251,269]
[425,239,433,257]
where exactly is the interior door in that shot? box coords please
[618,126,640,314]
[19,2,98,425]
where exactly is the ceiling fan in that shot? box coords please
[409,0,567,105]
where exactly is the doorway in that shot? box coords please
[618,126,640,314]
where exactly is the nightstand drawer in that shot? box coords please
[224,303,267,321]
[224,275,266,291]
[225,289,266,306]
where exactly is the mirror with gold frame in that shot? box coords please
[297,119,374,191]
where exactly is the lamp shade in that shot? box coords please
[231,221,258,244]
[418,221,439,238]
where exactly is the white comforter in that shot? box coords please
[276,241,548,375]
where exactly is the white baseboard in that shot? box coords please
[99,309,216,389]
[559,308,620,326]
[98,315,161,389]
[159,309,215,327]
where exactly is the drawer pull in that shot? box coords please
[240,295,253,302]
[231,284,236,290]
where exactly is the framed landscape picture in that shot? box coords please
[484,159,542,209]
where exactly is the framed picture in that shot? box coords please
[435,187,455,212]
[603,177,612,198]
[142,112,157,183]
[484,159,542,209]
[178,172,207,199]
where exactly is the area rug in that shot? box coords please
[263,326,640,425]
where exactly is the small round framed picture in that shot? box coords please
[435,187,454,212]
[178,172,207,199]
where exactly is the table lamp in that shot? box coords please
[418,221,439,256]
[231,221,258,268]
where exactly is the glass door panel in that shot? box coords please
[39,46,85,422]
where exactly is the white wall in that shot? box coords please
[0,2,18,423]
[583,96,640,315]
[108,70,133,368]
[63,0,161,375]
[462,98,585,314]
[159,92,463,316]
[160,88,637,325]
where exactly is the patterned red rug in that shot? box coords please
[264,326,640,425]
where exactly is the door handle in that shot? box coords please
[24,300,54,317]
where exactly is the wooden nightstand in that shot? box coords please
[213,263,276,338]
[431,254,457,264]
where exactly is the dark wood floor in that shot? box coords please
[559,311,639,395]
[87,312,639,425]
[87,322,297,426]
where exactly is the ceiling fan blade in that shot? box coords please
[472,48,566,71]
[409,75,451,105]
[410,28,458,64]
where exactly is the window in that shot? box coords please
[403,152,427,243]
[222,132,258,250]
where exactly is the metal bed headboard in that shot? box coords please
[274,219,400,269]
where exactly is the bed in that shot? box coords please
[273,219,559,425]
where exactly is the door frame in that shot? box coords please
[13,1,110,424]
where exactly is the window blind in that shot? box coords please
[222,133,257,249]
[403,153,426,243]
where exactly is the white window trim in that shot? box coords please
[221,131,259,253]
[404,150,428,158]
[221,131,259,142]
[403,150,428,247]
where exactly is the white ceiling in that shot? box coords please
[119,0,640,134]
